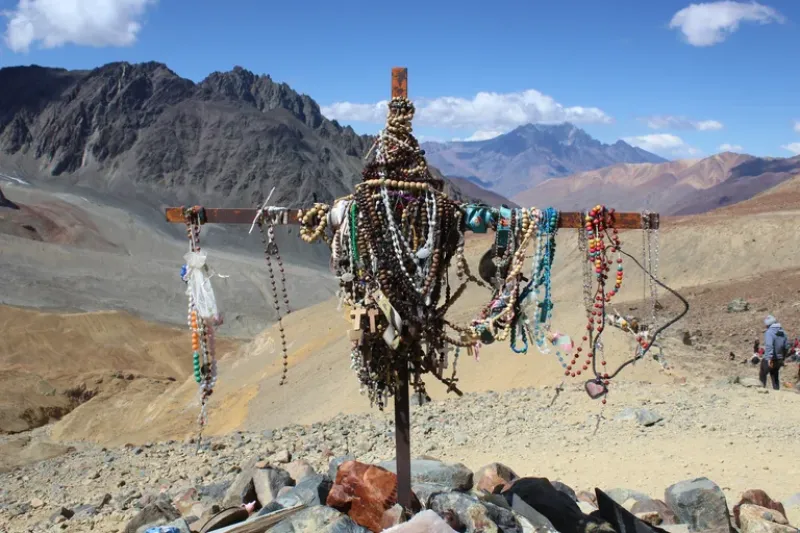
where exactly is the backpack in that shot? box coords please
[774,329,789,359]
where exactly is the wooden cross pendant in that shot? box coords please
[350,307,378,333]
[350,307,367,330]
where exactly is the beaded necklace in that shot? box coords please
[181,207,219,431]
[256,209,292,386]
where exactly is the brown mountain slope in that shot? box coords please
[0,304,240,434]
[702,173,800,216]
[512,152,800,215]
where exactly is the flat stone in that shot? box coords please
[379,459,473,491]
[270,505,369,533]
[740,378,764,388]
[124,499,181,533]
[739,504,794,533]
[614,408,663,427]
[429,491,503,533]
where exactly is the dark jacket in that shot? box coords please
[764,323,788,360]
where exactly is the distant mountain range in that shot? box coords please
[513,152,800,215]
[422,124,666,198]
[0,62,508,208]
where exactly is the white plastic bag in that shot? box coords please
[184,250,220,321]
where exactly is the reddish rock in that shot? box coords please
[326,460,419,532]
[734,490,788,527]
[474,462,519,494]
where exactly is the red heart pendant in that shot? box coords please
[585,379,607,399]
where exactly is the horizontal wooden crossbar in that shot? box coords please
[164,207,660,230]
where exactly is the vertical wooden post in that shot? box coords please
[391,67,408,98]
[390,66,413,513]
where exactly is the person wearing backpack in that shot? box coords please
[761,315,788,390]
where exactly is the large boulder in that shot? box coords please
[379,459,474,492]
[664,477,731,533]
[327,460,420,532]
[738,504,794,533]
[733,490,787,527]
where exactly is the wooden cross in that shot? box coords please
[350,307,367,330]
[164,67,662,513]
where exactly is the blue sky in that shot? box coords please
[0,0,798,159]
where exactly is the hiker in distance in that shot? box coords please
[760,315,788,390]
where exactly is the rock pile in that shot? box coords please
[2,381,800,532]
[6,450,800,533]
[121,458,800,533]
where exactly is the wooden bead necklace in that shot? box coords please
[256,210,292,386]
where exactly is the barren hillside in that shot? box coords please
[513,152,800,215]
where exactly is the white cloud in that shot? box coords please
[643,115,723,131]
[782,143,800,155]
[794,120,800,134]
[719,143,743,152]
[669,1,785,47]
[321,89,613,136]
[3,0,157,53]
[623,133,700,157]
